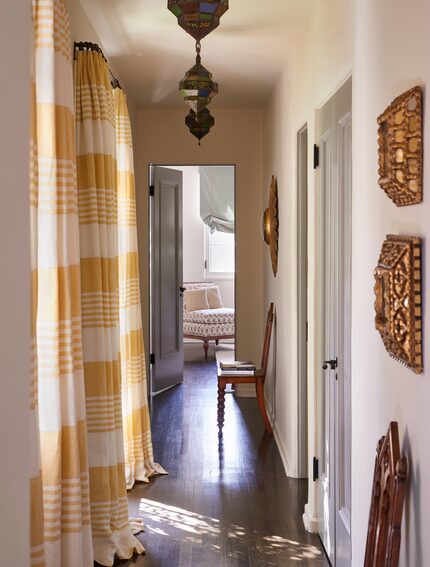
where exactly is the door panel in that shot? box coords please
[335,111,352,567]
[319,130,336,563]
[317,77,352,566]
[151,166,184,394]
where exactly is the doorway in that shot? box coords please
[316,77,352,566]
[149,165,236,396]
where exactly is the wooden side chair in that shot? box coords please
[364,421,408,567]
[217,303,274,435]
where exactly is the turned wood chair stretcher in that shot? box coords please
[217,303,274,435]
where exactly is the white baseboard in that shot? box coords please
[266,406,299,478]
[268,406,319,536]
[302,503,319,534]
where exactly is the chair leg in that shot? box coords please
[256,381,273,435]
[203,340,209,360]
[217,380,226,434]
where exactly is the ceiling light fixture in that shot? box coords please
[168,0,228,143]
[185,108,215,144]
[179,42,218,114]
[168,0,229,41]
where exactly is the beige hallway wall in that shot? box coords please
[0,1,31,564]
[135,108,264,363]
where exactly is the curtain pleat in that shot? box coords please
[31,1,93,566]
[75,50,144,566]
[114,88,167,489]
[30,58,46,567]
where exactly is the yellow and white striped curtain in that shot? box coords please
[31,1,93,566]
[114,88,167,489]
[30,34,46,567]
[75,49,144,566]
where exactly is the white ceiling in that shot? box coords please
[79,0,313,108]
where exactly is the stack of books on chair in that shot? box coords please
[218,361,256,376]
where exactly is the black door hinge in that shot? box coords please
[149,185,155,197]
[313,144,320,169]
[150,353,155,365]
[313,457,319,482]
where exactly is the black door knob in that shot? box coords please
[322,357,338,370]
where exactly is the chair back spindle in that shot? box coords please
[260,303,274,375]
[364,421,408,567]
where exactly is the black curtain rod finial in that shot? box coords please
[74,41,122,90]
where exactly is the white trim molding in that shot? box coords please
[268,407,299,478]
[303,503,320,534]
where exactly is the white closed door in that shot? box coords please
[317,77,352,566]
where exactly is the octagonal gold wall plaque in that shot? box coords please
[377,86,423,206]
[374,235,423,373]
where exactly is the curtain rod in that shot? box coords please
[74,41,122,90]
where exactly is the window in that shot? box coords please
[205,226,235,279]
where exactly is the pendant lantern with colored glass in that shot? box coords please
[168,0,229,41]
[185,108,215,144]
[179,43,218,113]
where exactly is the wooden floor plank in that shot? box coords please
[112,356,329,566]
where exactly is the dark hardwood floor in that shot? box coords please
[114,348,329,566]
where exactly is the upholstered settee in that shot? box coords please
[183,282,235,359]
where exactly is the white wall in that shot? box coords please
[352,1,430,565]
[262,0,353,492]
[0,1,31,565]
[264,0,430,564]
[179,166,204,282]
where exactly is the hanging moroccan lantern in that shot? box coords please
[179,48,218,113]
[185,108,215,144]
[168,0,229,41]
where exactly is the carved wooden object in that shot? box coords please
[377,86,423,206]
[364,422,408,567]
[217,303,274,435]
[374,235,423,374]
[262,176,279,276]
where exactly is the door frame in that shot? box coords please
[148,163,237,397]
[297,124,308,479]
[314,76,352,566]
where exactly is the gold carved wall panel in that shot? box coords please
[374,235,423,374]
[262,175,279,277]
[377,86,423,206]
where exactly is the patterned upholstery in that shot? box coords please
[183,283,235,341]
[183,308,235,338]
[184,308,234,324]
[184,282,215,290]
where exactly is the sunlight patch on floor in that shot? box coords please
[139,498,322,562]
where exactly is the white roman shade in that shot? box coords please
[200,166,234,233]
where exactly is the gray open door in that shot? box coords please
[150,166,184,394]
